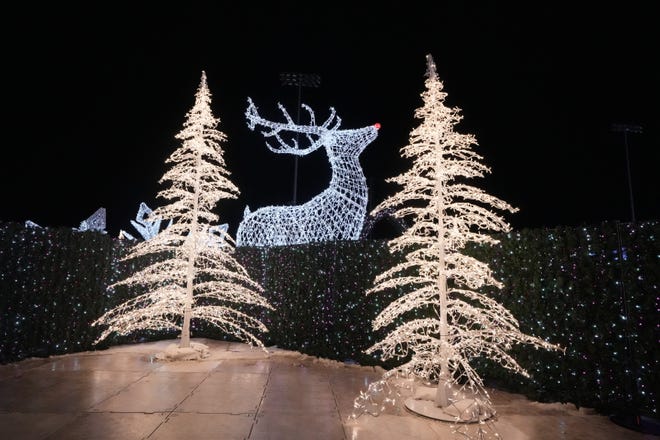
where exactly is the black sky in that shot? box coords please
[2,2,657,238]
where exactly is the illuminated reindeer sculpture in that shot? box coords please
[236,98,379,247]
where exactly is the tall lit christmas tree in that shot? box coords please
[361,55,562,420]
[93,72,272,356]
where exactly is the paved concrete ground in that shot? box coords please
[0,338,656,439]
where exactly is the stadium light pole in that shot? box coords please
[608,123,659,435]
[611,123,643,223]
[280,73,321,205]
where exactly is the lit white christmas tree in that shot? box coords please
[93,72,272,357]
[357,55,562,421]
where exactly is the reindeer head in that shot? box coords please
[245,98,379,159]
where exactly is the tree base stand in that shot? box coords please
[404,397,494,423]
[155,342,210,361]
[404,382,494,423]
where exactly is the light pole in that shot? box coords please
[611,123,643,223]
[279,73,321,205]
[608,124,659,436]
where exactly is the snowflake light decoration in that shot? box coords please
[118,230,136,241]
[129,202,172,240]
[119,203,227,246]
[236,98,379,247]
[207,223,229,248]
[75,207,106,233]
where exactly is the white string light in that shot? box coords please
[354,55,563,421]
[93,72,273,350]
[236,98,379,247]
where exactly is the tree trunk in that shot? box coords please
[435,267,450,407]
[435,169,450,407]
[180,276,193,348]
[180,146,203,349]
[180,239,196,348]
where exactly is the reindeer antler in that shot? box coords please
[245,97,341,156]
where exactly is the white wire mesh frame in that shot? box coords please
[237,100,379,247]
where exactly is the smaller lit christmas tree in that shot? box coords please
[354,55,562,423]
[93,72,272,359]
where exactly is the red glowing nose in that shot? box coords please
[374,123,381,130]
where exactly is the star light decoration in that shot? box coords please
[236,98,379,247]
[353,55,563,422]
[93,72,272,352]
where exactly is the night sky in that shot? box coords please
[2,3,657,238]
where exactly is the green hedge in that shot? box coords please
[0,220,656,417]
[467,222,658,416]
[0,222,119,357]
[232,240,403,366]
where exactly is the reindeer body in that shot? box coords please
[236,99,379,247]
